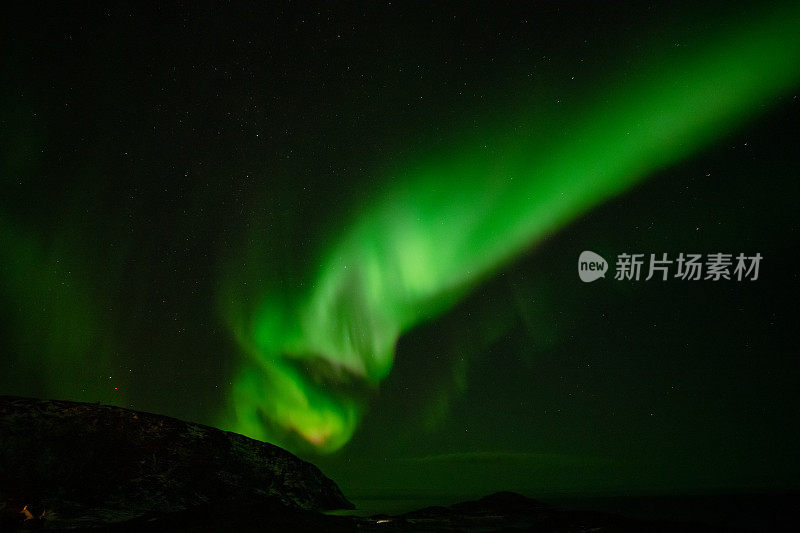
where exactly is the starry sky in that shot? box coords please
[2,1,799,502]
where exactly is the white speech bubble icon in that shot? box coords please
[578,251,608,282]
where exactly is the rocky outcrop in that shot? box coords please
[0,396,352,530]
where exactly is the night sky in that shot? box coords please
[2,1,799,503]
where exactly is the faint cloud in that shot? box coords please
[398,451,612,468]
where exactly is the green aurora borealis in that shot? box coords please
[2,1,800,502]
[221,3,800,452]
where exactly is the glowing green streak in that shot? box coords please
[0,217,116,401]
[224,4,800,452]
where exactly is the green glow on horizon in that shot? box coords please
[222,3,800,452]
[0,217,117,402]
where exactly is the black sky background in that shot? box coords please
[1,1,799,501]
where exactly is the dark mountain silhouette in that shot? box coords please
[0,396,351,530]
[1,396,749,531]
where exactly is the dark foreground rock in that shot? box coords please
[0,396,352,530]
